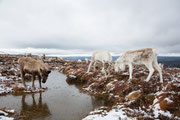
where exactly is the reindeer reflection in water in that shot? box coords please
[20,93,51,119]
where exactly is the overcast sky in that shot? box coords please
[0,0,180,56]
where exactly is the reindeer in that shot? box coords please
[60,56,63,60]
[18,57,51,88]
[24,53,32,57]
[87,51,112,76]
[85,58,90,64]
[114,48,163,83]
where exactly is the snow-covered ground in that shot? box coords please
[83,105,135,120]
[0,108,15,120]
[0,84,13,95]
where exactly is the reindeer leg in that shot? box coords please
[145,63,154,82]
[93,61,97,71]
[38,75,42,88]
[128,64,133,82]
[153,60,163,83]
[101,61,107,77]
[107,62,111,76]
[32,74,35,88]
[87,61,93,73]
[20,70,26,87]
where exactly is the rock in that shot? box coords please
[63,66,73,74]
[80,72,98,83]
[13,85,19,91]
[106,82,115,91]
[125,90,142,101]
[74,69,85,80]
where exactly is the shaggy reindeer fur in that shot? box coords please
[115,48,163,83]
[87,51,112,76]
[18,57,51,88]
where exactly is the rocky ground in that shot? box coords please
[0,54,180,120]
[60,60,180,120]
[0,107,17,120]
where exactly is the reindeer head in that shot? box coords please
[114,57,126,73]
[40,69,51,83]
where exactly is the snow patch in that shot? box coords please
[83,105,136,120]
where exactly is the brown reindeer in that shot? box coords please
[18,57,51,88]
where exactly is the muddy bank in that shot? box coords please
[59,60,180,120]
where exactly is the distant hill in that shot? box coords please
[158,56,180,68]
[0,51,6,54]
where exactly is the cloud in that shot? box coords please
[0,0,180,55]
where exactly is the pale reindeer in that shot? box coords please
[85,58,90,64]
[114,48,163,83]
[60,56,63,60]
[77,59,82,62]
[42,54,46,60]
[38,54,46,60]
[87,51,112,76]
[24,53,32,57]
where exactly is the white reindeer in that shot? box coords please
[85,58,90,64]
[87,51,112,76]
[114,48,163,83]
[60,56,63,60]
[24,53,32,57]
[38,54,46,60]
[77,59,82,62]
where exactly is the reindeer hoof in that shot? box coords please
[145,79,149,82]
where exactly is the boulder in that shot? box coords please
[125,90,142,101]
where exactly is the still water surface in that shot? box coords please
[0,71,104,120]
